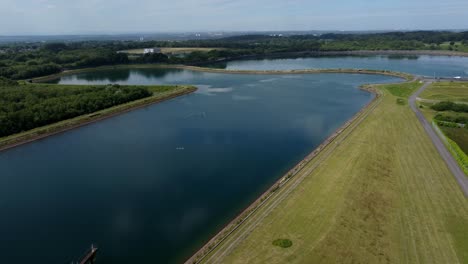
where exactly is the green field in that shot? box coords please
[418,82,468,121]
[384,81,422,98]
[200,82,468,264]
[419,82,468,103]
[440,126,468,153]
[438,42,468,53]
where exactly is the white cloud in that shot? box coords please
[0,0,466,34]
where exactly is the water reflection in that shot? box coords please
[57,68,191,84]
[215,55,468,77]
[68,69,131,82]
[387,54,419,60]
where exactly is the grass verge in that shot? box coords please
[441,126,468,153]
[432,123,468,176]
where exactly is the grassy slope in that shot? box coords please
[419,82,468,102]
[204,82,468,264]
[384,81,422,98]
[0,84,195,150]
[441,127,468,154]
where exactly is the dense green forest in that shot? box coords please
[0,83,151,137]
[1,31,467,80]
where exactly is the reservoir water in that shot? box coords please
[217,55,468,77]
[2,55,466,263]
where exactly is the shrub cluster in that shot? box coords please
[435,120,462,128]
[431,101,468,113]
[434,113,468,124]
[272,239,293,248]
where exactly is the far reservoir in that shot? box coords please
[215,55,468,78]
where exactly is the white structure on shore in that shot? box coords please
[143,48,161,54]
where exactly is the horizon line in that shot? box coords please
[1,28,468,37]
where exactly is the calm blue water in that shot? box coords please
[0,67,403,264]
[219,55,468,77]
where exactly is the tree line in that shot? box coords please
[0,83,151,137]
[431,101,468,113]
[1,30,467,80]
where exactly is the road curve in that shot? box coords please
[409,81,468,197]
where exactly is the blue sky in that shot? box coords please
[1,0,467,35]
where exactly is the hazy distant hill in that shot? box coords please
[2,30,466,44]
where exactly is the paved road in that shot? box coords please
[409,81,468,197]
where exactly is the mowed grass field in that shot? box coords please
[419,82,468,102]
[201,82,468,264]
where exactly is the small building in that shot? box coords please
[143,48,161,54]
